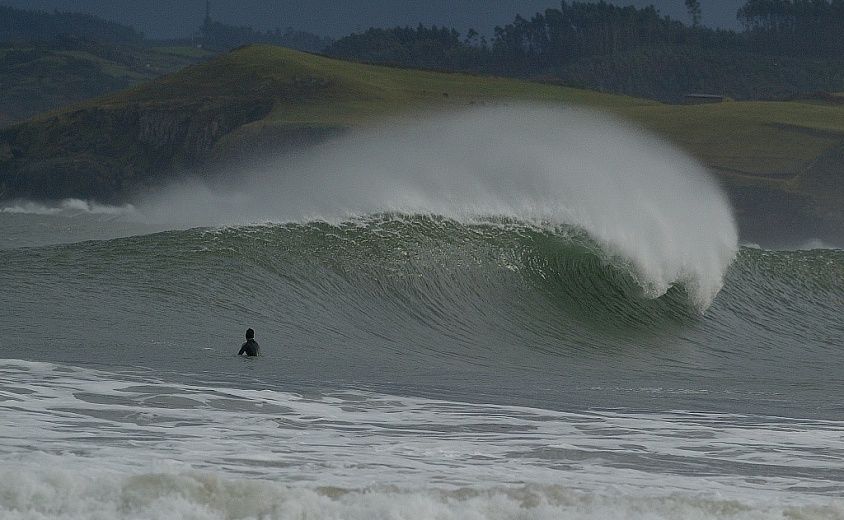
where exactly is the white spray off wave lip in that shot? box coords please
[143,104,738,309]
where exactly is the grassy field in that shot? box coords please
[113,45,651,116]
[105,45,844,186]
[629,101,844,178]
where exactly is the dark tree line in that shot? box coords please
[324,2,745,74]
[738,0,844,56]
[201,20,332,53]
[324,25,476,70]
[3,1,844,103]
[322,0,844,101]
[487,3,703,72]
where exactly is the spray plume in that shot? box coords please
[141,104,738,308]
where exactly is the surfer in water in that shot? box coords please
[238,328,260,357]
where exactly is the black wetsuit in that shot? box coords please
[238,338,260,356]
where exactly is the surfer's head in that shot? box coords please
[246,328,255,339]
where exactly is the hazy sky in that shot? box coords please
[2,1,745,39]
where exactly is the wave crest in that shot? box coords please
[143,105,737,308]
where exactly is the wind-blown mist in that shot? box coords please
[142,104,738,308]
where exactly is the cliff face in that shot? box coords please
[0,97,273,202]
[0,45,350,203]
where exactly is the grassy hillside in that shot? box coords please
[110,45,844,180]
[105,44,648,126]
[2,45,843,243]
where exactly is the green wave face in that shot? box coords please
[2,214,841,414]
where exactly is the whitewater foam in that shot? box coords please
[1,359,843,519]
[141,105,737,308]
[2,360,842,491]
[2,464,841,520]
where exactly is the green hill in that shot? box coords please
[1,45,843,244]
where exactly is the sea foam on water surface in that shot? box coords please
[1,360,842,519]
[1,463,841,520]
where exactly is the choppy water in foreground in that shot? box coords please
[1,211,842,519]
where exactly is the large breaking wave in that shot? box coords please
[2,218,841,376]
[140,104,738,309]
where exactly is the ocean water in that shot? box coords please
[1,211,842,519]
[1,106,842,518]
